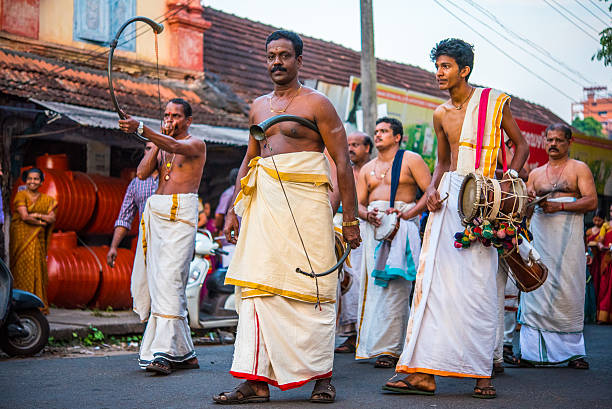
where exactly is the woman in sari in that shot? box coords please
[597,204,612,324]
[9,168,56,313]
[586,212,606,301]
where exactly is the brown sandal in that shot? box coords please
[374,355,398,368]
[334,339,356,353]
[145,357,172,375]
[472,386,497,399]
[310,380,336,403]
[213,382,270,405]
[568,358,589,369]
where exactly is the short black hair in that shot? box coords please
[545,123,572,140]
[266,30,303,57]
[22,167,44,182]
[430,38,475,81]
[363,135,373,153]
[376,117,403,137]
[169,98,192,118]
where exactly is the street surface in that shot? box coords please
[2,324,611,409]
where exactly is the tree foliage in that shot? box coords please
[572,117,605,137]
[593,0,612,66]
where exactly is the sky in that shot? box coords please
[202,0,611,123]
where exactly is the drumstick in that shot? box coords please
[439,192,450,203]
[527,192,552,208]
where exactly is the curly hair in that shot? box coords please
[430,38,475,81]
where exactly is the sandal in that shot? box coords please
[472,386,497,399]
[568,358,589,370]
[213,382,270,405]
[505,355,534,368]
[382,378,435,395]
[334,339,356,354]
[310,380,336,403]
[171,358,200,370]
[492,362,504,376]
[374,355,398,369]
[146,357,173,375]
[502,345,514,364]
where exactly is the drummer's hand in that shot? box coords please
[223,210,240,244]
[118,114,139,133]
[586,254,592,265]
[527,188,536,203]
[342,225,361,249]
[426,186,442,212]
[540,200,561,214]
[366,209,381,227]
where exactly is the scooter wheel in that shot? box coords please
[0,308,49,356]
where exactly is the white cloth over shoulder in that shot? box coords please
[396,172,498,378]
[519,197,586,364]
[131,193,198,366]
[356,201,420,360]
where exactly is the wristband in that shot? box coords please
[342,219,360,227]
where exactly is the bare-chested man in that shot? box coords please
[119,98,206,375]
[518,123,597,370]
[354,117,431,368]
[213,30,360,404]
[334,131,373,354]
[384,38,528,399]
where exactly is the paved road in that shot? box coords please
[2,324,611,408]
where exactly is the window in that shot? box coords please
[598,111,608,117]
[74,0,136,51]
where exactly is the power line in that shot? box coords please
[463,0,593,85]
[432,0,576,101]
[552,0,602,33]
[456,0,586,88]
[589,0,611,17]
[575,0,610,26]
[543,0,600,42]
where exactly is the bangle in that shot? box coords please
[342,219,360,227]
[561,203,565,211]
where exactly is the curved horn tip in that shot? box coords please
[155,23,164,34]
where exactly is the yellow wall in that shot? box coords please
[38,0,172,66]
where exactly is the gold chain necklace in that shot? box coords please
[369,159,391,179]
[269,85,302,113]
[162,151,176,181]
[453,87,474,110]
[546,159,569,190]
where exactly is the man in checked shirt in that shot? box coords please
[106,142,159,267]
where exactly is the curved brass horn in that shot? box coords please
[296,242,351,278]
[108,16,164,143]
[250,114,319,141]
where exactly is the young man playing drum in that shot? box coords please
[355,117,431,368]
[383,38,528,399]
[518,123,597,369]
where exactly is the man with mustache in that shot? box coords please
[118,98,206,375]
[383,38,528,399]
[355,118,430,369]
[518,123,597,369]
[214,30,360,404]
[334,132,373,354]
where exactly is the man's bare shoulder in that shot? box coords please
[361,157,377,171]
[402,150,426,162]
[570,158,592,174]
[252,93,272,107]
[530,164,547,176]
[433,101,451,119]
[303,87,335,110]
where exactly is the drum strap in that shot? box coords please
[389,149,404,207]
[475,87,508,173]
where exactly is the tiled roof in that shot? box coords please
[0,47,249,128]
[202,7,565,126]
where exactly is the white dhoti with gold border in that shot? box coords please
[225,152,337,389]
[131,193,198,367]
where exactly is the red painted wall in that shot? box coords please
[1,0,39,39]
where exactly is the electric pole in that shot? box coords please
[360,0,377,136]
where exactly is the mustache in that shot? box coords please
[271,65,287,73]
[548,148,559,151]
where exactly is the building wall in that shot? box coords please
[583,95,612,138]
[37,0,170,66]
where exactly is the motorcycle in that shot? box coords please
[185,230,238,330]
[0,257,50,356]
